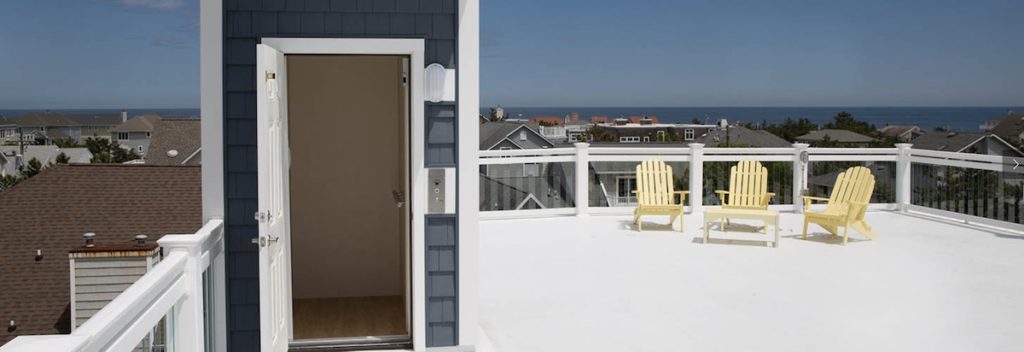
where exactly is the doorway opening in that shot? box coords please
[286,54,411,346]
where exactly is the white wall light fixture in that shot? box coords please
[425,63,447,103]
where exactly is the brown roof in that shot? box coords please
[111,115,161,133]
[529,116,563,126]
[13,113,79,127]
[145,119,201,165]
[0,164,201,345]
[989,113,1024,141]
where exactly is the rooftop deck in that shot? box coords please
[478,211,1024,352]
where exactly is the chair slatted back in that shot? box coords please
[825,166,876,215]
[636,160,676,206]
[726,160,769,208]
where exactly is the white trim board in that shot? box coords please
[260,37,428,351]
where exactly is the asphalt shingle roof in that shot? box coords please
[910,131,987,152]
[112,115,161,133]
[145,119,201,165]
[0,164,201,345]
[796,129,875,143]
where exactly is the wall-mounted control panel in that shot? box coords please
[428,168,456,214]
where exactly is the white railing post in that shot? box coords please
[574,142,590,216]
[158,238,207,352]
[793,143,809,213]
[689,143,704,214]
[896,143,913,212]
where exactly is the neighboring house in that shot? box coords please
[145,119,201,165]
[987,113,1024,145]
[796,129,876,146]
[878,125,923,142]
[68,112,127,140]
[12,112,81,145]
[694,125,792,147]
[111,115,162,157]
[600,123,715,143]
[0,145,93,177]
[910,131,1024,156]
[0,117,17,145]
[480,121,555,151]
[0,164,201,346]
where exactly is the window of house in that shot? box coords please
[643,136,650,142]
[684,129,694,141]
[137,145,144,153]
[117,132,129,140]
[146,132,151,138]
[523,163,541,177]
[617,176,637,202]
[519,131,527,141]
[619,136,640,143]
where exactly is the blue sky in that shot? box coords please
[482,0,1024,107]
[0,0,198,109]
[0,0,1021,109]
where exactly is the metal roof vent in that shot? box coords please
[947,131,957,137]
[7,320,14,332]
[167,149,179,158]
[83,232,96,248]
[35,249,42,261]
[134,234,148,246]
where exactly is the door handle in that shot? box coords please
[392,189,405,208]
[251,235,280,247]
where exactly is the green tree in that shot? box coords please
[22,157,42,178]
[824,111,875,136]
[54,152,70,164]
[582,126,615,142]
[0,175,21,192]
[53,138,81,148]
[86,137,140,163]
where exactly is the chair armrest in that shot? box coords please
[715,190,728,204]
[802,196,830,209]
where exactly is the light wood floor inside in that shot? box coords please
[292,296,407,340]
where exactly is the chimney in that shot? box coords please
[68,234,162,349]
[121,110,128,123]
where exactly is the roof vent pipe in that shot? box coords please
[35,249,42,261]
[7,320,14,332]
[83,232,96,248]
[134,234,148,246]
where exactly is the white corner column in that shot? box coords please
[574,142,590,216]
[896,143,913,212]
[793,143,809,213]
[689,143,704,214]
[457,0,480,349]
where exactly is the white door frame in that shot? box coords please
[260,37,427,351]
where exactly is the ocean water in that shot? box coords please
[0,108,200,119]
[483,107,1024,132]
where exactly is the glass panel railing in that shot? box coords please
[702,161,795,206]
[587,161,690,207]
[911,163,1023,223]
[807,161,896,203]
[479,162,576,211]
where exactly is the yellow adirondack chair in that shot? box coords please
[633,160,688,232]
[802,166,876,245]
[715,160,774,210]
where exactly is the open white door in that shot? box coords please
[256,43,291,352]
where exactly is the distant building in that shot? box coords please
[695,125,791,147]
[796,129,875,146]
[145,119,202,165]
[878,125,923,142]
[910,131,1023,156]
[1,111,127,145]
[479,121,554,151]
[529,116,564,126]
[0,145,92,177]
[111,115,162,157]
[600,123,715,144]
[0,164,201,346]
[479,122,571,210]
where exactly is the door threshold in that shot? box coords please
[290,335,411,351]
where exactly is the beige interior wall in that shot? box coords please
[287,55,408,299]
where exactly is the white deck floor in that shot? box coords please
[478,211,1024,352]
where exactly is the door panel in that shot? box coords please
[256,43,291,352]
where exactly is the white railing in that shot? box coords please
[479,142,1024,231]
[1,219,226,352]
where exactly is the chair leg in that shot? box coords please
[679,209,685,233]
[842,225,848,246]
[802,218,809,240]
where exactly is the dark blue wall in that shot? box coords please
[222,0,458,350]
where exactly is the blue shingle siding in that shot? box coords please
[222,0,459,350]
[426,103,456,166]
[425,215,458,347]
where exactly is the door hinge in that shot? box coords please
[265,71,276,81]
[254,210,272,223]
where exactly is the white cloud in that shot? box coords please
[114,0,185,10]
